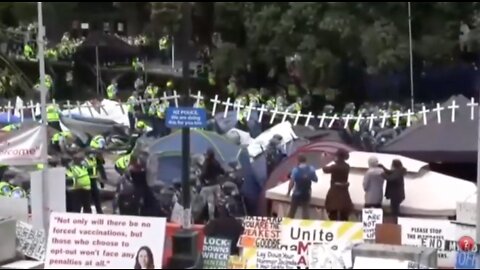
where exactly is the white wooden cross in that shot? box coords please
[18,103,24,122]
[367,114,376,130]
[257,104,268,123]
[318,113,327,128]
[405,109,414,127]
[28,100,37,121]
[420,105,429,125]
[210,95,221,116]
[191,91,203,107]
[394,111,401,128]
[343,114,353,129]
[172,90,180,107]
[467,97,478,121]
[293,111,302,126]
[64,100,74,118]
[447,100,459,123]
[137,97,146,114]
[328,114,338,128]
[304,112,313,127]
[223,98,233,118]
[233,100,243,120]
[5,101,15,122]
[380,111,389,128]
[269,106,279,125]
[281,108,290,123]
[5,101,12,123]
[83,101,94,117]
[354,114,364,130]
[245,104,253,121]
[432,103,444,124]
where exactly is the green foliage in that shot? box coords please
[211,2,480,90]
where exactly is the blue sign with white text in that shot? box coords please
[455,252,477,269]
[165,107,207,128]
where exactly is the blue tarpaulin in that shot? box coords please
[0,113,21,124]
[149,129,243,162]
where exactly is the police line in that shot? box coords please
[3,92,480,130]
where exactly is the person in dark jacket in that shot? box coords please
[323,149,353,221]
[204,204,244,255]
[200,149,225,221]
[379,159,406,223]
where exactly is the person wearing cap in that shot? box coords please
[89,134,107,150]
[82,150,103,214]
[69,154,92,213]
[323,149,353,221]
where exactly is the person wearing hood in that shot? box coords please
[379,159,406,223]
[362,156,385,209]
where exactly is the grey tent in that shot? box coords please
[380,95,477,163]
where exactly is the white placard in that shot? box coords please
[30,167,66,231]
[398,217,456,268]
[309,243,347,269]
[456,200,476,226]
[16,221,46,261]
[353,256,409,269]
[0,125,44,166]
[45,213,167,269]
[362,208,383,240]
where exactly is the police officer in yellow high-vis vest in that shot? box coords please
[69,154,92,213]
[82,150,103,214]
[115,153,131,176]
[47,104,61,130]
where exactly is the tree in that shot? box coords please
[211,2,480,94]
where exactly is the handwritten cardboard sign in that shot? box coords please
[45,212,166,269]
[202,237,231,269]
[16,221,46,261]
[362,208,383,240]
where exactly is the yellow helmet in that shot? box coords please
[166,80,173,88]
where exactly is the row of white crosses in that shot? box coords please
[202,92,480,130]
[3,91,181,121]
[3,91,480,130]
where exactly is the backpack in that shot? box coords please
[294,166,313,197]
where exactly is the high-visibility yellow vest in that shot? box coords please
[51,131,71,144]
[107,84,117,99]
[115,154,131,171]
[83,156,98,179]
[156,102,168,119]
[90,135,106,150]
[65,168,75,190]
[159,37,168,50]
[127,96,137,113]
[70,165,91,190]
[47,105,60,122]
[1,124,19,132]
